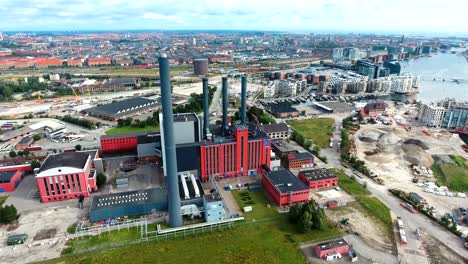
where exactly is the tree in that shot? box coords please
[33,134,41,141]
[22,149,30,157]
[299,211,313,233]
[0,204,18,224]
[117,119,125,127]
[289,203,303,223]
[9,151,17,158]
[75,144,82,151]
[31,160,40,169]
[124,117,133,126]
[96,173,107,188]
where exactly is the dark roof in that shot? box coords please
[259,123,289,134]
[300,168,336,181]
[270,104,298,113]
[90,187,167,211]
[85,97,157,116]
[264,169,308,194]
[39,152,90,172]
[316,239,349,251]
[17,136,33,145]
[107,78,137,85]
[409,192,425,203]
[204,192,222,203]
[173,113,199,123]
[178,177,204,200]
[289,152,314,161]
[0,171,17,183]
[272,140,296,153]
[137,133,161,144]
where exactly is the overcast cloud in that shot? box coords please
[0,0,466,35]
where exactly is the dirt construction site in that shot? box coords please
[353,123,468,217]
[0,207,83,264]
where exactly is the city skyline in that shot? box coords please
[0,0,467,36]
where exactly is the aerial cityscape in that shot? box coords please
[0,1,467,264]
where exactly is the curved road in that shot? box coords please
[323,117,468,263]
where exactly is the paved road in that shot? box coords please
[322,116,468,263]
[343,234,398,264]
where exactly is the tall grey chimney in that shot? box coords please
[159,54,182,227]
[222,76,229,136]
[241,75,247,125]
[202,77,210,137]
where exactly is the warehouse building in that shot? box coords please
[271,140,297,159]
[83,97,159,121]
[15,136,33,150]
[261,166,309,207]
[35,150,99,203]
[0,164,32,192]
[270,104,299,118]
[259,123,290,140]
[89,187,168,222]
[298,168,338,190]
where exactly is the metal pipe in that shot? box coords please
[202,77,210,137]
[159,54,182,227]
[241,75,247,125]
[222,76,228,136]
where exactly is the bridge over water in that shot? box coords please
[419,77,468,83]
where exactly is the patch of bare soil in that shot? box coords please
[421,234,467,264]
[33,228,57,241]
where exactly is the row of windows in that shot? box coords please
[42,174,82,197]
[46,194,81,201]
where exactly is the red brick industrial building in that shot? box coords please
[362,101,386,117]
[35,151,99,203]
[261,166,309,207]
[0,164,32,192]
[286,152,314,169]
[298,168,338,190]
[86,58,112,66]
[314,239,350,259]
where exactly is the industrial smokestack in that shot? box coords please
[202,77,210,137]
[159,54,182,227]
[241,75,247,125]
[222,76,228,136]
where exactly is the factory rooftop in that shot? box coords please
[84,97,157,116]
[264,169,308,194]
[259,123,289,134]
[289,152,314,161]
[0,171,16,183]
[300,168,337,181]
[38,151,96,173]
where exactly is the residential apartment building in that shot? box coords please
[418,103,446,127]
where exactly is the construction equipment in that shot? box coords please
[70,87,81,101]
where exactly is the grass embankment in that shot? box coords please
[331,169,393,240]
[105,125,159,135]
[0,196,8,205]
[289,118,334,148]
[97,65,190,77]
[43,190,340,264]
[432,155,468,192]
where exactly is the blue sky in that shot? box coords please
[0,0,467,35]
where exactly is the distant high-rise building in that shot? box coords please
[0,32,3,41]
[193,58,208,76]
[239,37,244,45]
[272,36,279,46]
[192,37,197,46]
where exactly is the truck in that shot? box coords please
[26,146,42,151]
[400,202,417,213]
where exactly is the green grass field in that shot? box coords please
[42,190,341,264]
[44,215,340,264]
[105,125,159,135]
[289,118,335,148]
[433,162,468,192]
[330,169,370,196]
[231,190,279,221]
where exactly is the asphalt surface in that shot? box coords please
[322,116,468,263]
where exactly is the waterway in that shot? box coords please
[400,51,468,103]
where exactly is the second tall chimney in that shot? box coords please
[222,76,228,136]
[202,77,210,137]
[241,75,247,125]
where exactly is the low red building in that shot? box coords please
[15,136,33,150]
[298,168,338,190]
[315,239,350,259]
[286,152,314,170]
[67,59,83,67]
[261,166,309,207]
[34,58,63,68]
[100,133,139,153]
[0,164,32,192]
[363,101,386,117]
[35,151,99,203]
[86,58,112,66]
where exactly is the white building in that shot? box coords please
[418,103,446,127]
[264,82,276,98]
[49,73,60,81]
[332,48,344,62]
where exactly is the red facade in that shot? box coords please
[287,157,314,170]
[0,164,32,192]
[261,172,309,207]
[36,152,98,203]
[100,135,138,153]
[298,173,338,190]
[200,127,271,181]
[315,242,349,259]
